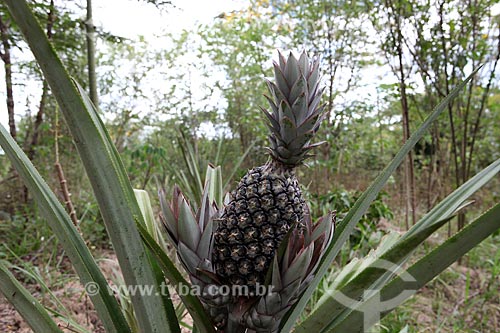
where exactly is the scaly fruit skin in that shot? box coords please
[213,162,305,287]
[242,210,336,333]
[213,51,325,291]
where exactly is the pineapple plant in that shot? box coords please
[160,51,335,331]
[2,2,498,332]
[213,51,327,289]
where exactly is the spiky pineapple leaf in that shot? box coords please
[307,62,321,94]
[0,124,130,333]
[135,189,161,242]
[267,80,287,106]
[278,51,287,69]
[308,91,323,117]
[280,66,482,332]
[296,158,500,332]
[178,199,201,251]
[3,1,177,331]
[204,165,224,208]
[291,93,308,123]
[283,247,314,286]
[178,242,202,276]
[298,52,309,74]
[136,222,216,333]
[289,77,308,107]
[134,190,181,333]
[284,52,300,84]
[197,219,214,260]
[159,188,179,244]
[329,202,500,332]
[274,63,291,97]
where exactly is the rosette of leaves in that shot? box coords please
[159,172,232,328]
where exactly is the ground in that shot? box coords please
[0,251,193,333]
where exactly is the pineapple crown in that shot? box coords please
[262,50,326,168]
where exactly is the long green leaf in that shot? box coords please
[329,202,500,332]
[205,165,223,207]
[297,158,500,332]
[135,189,162,243]
[0,261,63,333]
[3,1,175,331]
[0,125,130,333]
[401,158,500,241]
[177,130,204,205]
[136,222,216,333]
[297,220,447,332]
[280,66,480,332]
[135,189,181,333]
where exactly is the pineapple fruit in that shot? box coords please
[213,51,326,288]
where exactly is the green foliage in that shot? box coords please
[127,143,167,189]
[309,189,394,254]
[199,4,276,151]
[79,215,109,247]
[0,209,53,261]
[379,234,500,332]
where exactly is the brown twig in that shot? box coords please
[54,108,79,228]
[54,162,79,227]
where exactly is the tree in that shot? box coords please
[199,2,278,154]
[370,0,417,227]
[0,5,16,141]
[370,0,499,229]
[271,0,375,185]
[405,0,499,230]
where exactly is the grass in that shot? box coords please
[0,211,55,262]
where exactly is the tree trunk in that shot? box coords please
[22,0,56,203]
[387,0,417,227]
[27,0,55,161]
[85,0,98,105]
[0,14,16,141]
[398,54,417,228]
